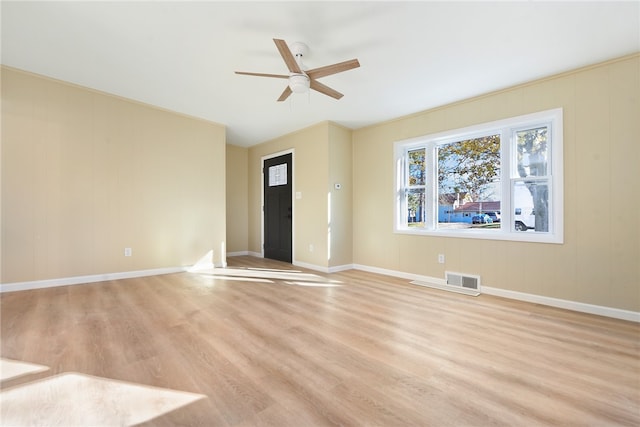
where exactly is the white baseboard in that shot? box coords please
[227,251,250,257]
[292,261,354,274]
[352,263,441,283]
[292,260,328,273]
[328,264,354,273]
[0,267,187,293]
[352,263,639,323]
[482,286,640,323]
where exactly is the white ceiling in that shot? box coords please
[2,1,639,147]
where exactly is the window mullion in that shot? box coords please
[424,143,434,230]
[501,128,512,233]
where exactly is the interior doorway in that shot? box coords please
[263,152,292,263]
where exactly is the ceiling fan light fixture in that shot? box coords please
[289,74,310,93]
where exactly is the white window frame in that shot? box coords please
[394,108,563,244]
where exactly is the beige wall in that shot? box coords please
[246,121,353,269]
[328,124,353,268]
[352,54,640,312]
[225,144,248,254]
[1,67,227,283]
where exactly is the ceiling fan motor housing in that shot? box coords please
[289,41,309,59]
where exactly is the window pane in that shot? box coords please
[408,149,425,186]
[513,180,549,232]
[407,189,426,226]
[516,127,548,177]
[437,135,501,230]
[268,164,287,186]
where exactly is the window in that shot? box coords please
[394,109,563,243]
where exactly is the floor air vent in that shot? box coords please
[446,271,481,292]
[410,272,481,296]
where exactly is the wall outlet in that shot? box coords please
[438,254,445,264]
[124,248,132,257]
[309,244,314,252]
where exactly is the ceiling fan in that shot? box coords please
[235,38,360,102]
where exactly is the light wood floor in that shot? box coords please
[1,256,639,426]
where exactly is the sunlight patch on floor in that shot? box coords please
[247,267,303,273]
[200,274,274,283]
[192,267,343,287]
[0,358,49,382]
[187,249,215,272]
[0,372,206,426]
[284,281,342,287]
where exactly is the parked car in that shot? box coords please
[514,207,535,231]
[472,214,493,224]
[486,211,501,223]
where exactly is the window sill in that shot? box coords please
[394,227,563,244]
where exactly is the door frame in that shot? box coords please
[261,149,295,262]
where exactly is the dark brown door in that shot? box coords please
[263,153,292,262]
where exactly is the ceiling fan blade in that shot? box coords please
[307,59,360,79]
[277,86,292,102]
[273,39,302,74]
[235,71,289,79]
[310,80,343,100]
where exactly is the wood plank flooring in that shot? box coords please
[1,256,639,426]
